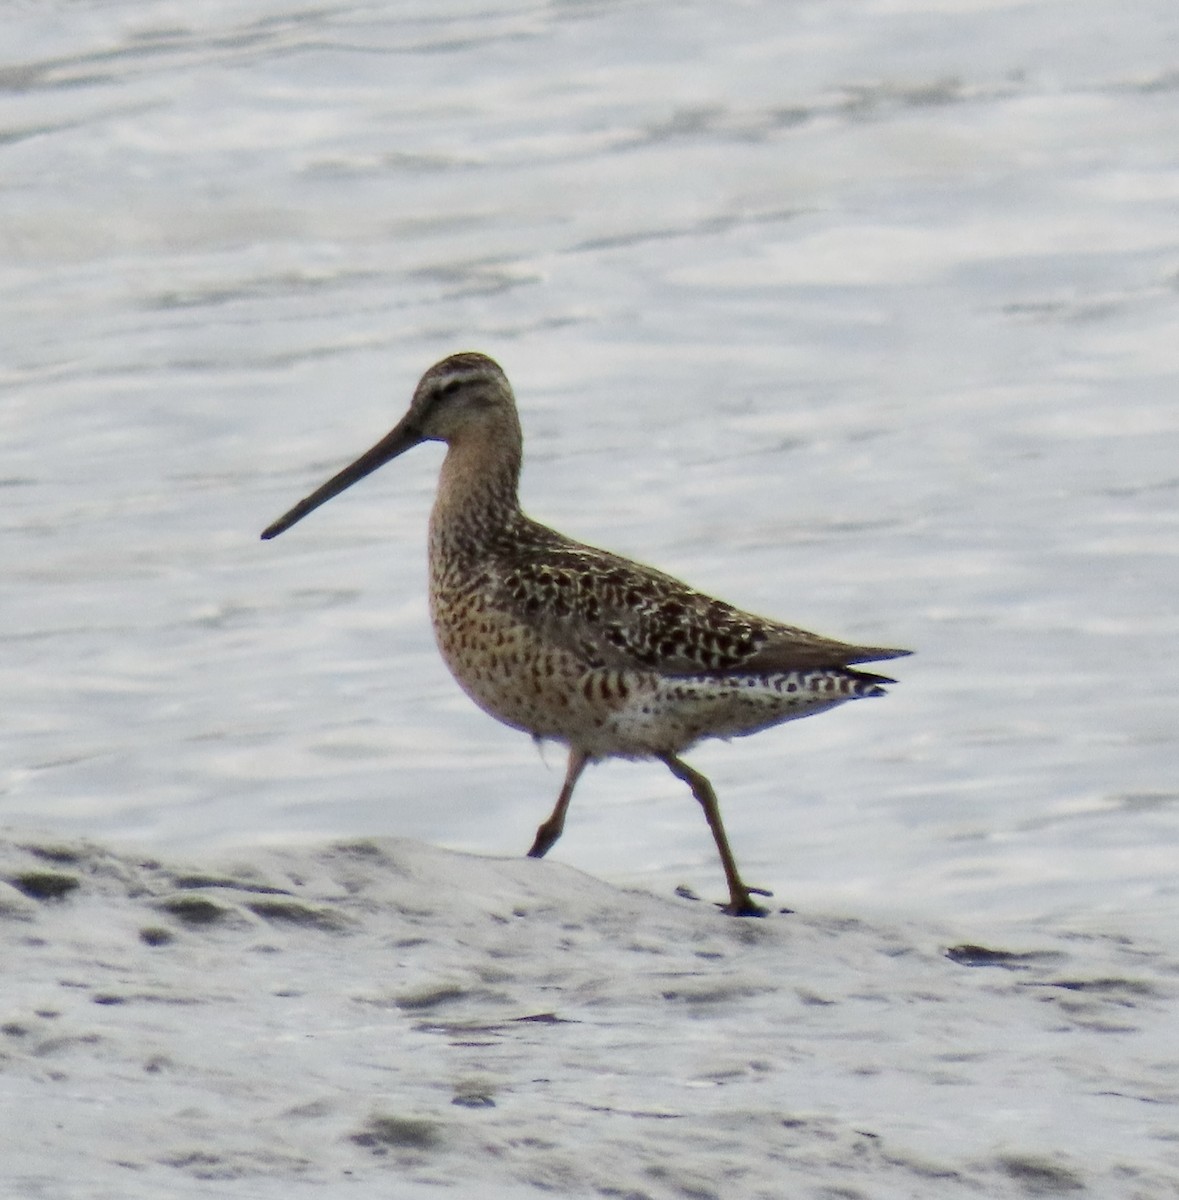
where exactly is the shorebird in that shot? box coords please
[262,352,908,915]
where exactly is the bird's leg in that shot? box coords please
[659,753,770,917]
[527,747,589,858]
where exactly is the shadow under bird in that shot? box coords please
[262,352,909,915]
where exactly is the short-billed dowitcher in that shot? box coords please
[262,352,908,915]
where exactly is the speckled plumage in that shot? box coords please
[263,352,909,915]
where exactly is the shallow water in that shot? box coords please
[3,0,1178,933]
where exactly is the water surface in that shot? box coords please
[3,0,1177,934]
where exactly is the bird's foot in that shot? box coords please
[674,884,779,916]
[526,825,558,858]
[720,885,773,918]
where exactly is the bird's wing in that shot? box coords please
[487,522,908,675]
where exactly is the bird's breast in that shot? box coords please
[428,574,614,742]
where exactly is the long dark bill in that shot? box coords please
[261,415,423,540]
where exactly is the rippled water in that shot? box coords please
[3,0,1177,931]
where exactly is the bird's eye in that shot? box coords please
[437,378,463,398]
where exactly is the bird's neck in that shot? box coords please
[429,429,523,564]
